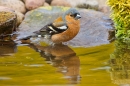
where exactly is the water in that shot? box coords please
[0,41,118,86]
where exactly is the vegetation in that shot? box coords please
[107,0,130,42]
[108,0,130,84]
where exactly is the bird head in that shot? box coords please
[63,8,81,21]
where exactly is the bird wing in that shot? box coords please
[34,17,68,36]
[53,22,68,30]
[53,17,68,30]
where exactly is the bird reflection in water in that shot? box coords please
[28,43,81,84]
[0,40,81,84]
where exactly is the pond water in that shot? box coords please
[0,41,119,86]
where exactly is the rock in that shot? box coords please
[0,0,26,14]
[44,2,50,6]
[97,0,110,13]
[0,7,17,41]
[97,0,107,6]
[0,6,24,26]
[24,0,45,10]
[45,0,52,4]
[15,11,24,26]
[17,6,113,47]
[66,0,99,10]
[99,5,110,14]
[51,0,71,7]
[49,0,107,10]
[0,6,15,12]
[108,29,115,42]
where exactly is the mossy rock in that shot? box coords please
[0,11,17,35]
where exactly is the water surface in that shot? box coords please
[0,41,118,86]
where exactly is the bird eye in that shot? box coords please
[70,14,73,17]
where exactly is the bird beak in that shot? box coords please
[75,14,81,20]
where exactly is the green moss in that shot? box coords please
[107,0,130,42]
[108,1,130,83]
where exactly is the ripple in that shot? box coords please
[24,64,44,67]
[90,66,111,70]
[0,77,12,80]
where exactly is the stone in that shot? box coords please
[0,6,24,26]
[97,0,107,6]
[44,2,50,6]
[0,7,17,41]
[97,0,110,13]
[0,6,15,12]
[65,9,113,47]
[66,0,99,10]
[99,5,110,14]
[15,11,24,26]
[45,0,52,4]
[24,0,45,10]
[51,0,71,7]
[17,6,113,47]
[0,0,26,14]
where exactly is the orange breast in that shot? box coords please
[51,15,80,43]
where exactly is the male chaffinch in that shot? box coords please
[21,8,81,44]
[35,8,81,44]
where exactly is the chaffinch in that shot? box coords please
[34,8,81,44]
[21,8,81,44]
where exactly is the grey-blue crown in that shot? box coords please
[62,8,80,21]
